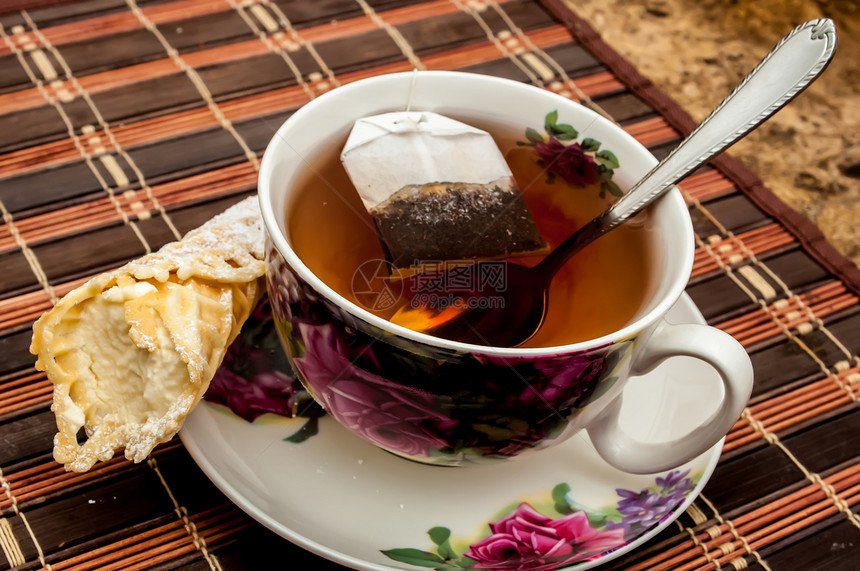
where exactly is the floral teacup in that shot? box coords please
[257,71,753,473]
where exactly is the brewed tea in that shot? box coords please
[287,130,654,348]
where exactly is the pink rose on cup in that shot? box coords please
[293,322,452,457]
[534,138,598,187]
[464,503,625,570]
[521,111,622,198]
[322,378,452,457]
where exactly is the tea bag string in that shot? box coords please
[405,68,418,112]
[402,68,430,177]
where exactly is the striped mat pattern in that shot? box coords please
[0,0,858,569]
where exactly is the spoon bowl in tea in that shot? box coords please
[391,18,836,347]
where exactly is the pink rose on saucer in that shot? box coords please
[465,503,625,570]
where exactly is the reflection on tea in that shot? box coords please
[287,136,654,348]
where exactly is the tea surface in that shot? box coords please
[287,139,654,347]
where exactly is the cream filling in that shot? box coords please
[59,281,189,432]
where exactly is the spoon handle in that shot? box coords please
[539,19,836,277]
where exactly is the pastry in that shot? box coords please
[30,197,265,472]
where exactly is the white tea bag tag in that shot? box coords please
[341,112,515,210]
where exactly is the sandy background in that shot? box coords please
[566,0,860,268]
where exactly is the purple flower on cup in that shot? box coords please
[292,321,452,457]
[465,503,625,570]
[534,138,598,188]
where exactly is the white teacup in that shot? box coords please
[258,71,753,473]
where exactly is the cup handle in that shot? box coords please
[587,321,753,474]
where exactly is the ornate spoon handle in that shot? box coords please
[540,19,836,276]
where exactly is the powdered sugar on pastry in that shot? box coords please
[30,197,265,472]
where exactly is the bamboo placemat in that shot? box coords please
[0,1,858,569]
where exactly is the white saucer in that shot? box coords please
[181,293,722,570]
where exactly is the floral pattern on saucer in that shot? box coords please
[382,470,698,570]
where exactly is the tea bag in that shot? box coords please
[341,112,546,269]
